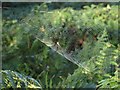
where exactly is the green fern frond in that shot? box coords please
[1,70,42,89]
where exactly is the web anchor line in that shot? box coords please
[35,37,90,72]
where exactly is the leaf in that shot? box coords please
[1,70,42,88]
[4,70,16,88]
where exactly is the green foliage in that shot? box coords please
[1,70,41,88]
[60,30,119,89]
[2,3,119,89]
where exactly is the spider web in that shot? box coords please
[6,17,106,74]
[35,36,90,72]
[4,7,105,73]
